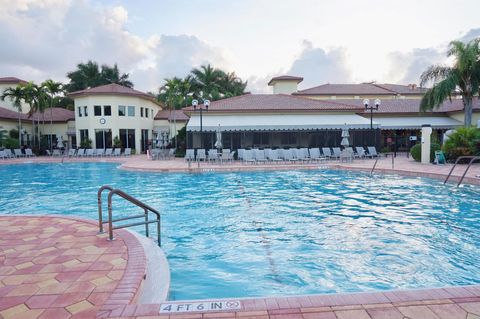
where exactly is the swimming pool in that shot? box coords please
[1,163,479,300]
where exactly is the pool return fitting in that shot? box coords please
[97,185,161,246]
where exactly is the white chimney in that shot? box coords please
[267,75,303,94]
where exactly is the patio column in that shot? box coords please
[421,124,432,164]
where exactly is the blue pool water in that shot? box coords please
[0,163,479,300]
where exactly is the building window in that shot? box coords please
[104,105,111,116]
[119,129,136,149]
[83,106,88,116]
[151,109,154,118]
[78,107,82,117]
[95,129,112,149]
[80,129,89,143]
[118,105,126,116]
[253,132,270,145]
[127,106,135,117]
[145,108,149,118]
[94,105,101,116]
[140,107,144,117]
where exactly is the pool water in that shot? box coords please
[1,163,479,300]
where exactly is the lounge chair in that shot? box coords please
[345,147,358,158]
[208,149,219,162]
[104,148,113,157]
[85,149,94,157]
[367,146,379,158]
[113,149,121,157]
[14,149,24,157]
[355,147,366,158]
[223,151,235,162]
[185,149,195,161]
[283,149,298,163]
[67,149,76,157]
[267,149,283,163]
[0,150,6,159]
[124,148,132,156]
[309,148,325,162]
[276,149,286,160]
[52,149,62,157]
[254,149,267,163]
[96,149,105,157]
[296,148,309,162]
[332,147,341,159]
[237,149,245,160]
[77,149,85,157]
[168,148,176,159]
[322,147,332,159]
[243,150,256,164]
[196,149,206,161]
[25,148,36,157]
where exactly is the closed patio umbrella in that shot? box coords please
[56,135,64,149]
[340,126,350,148]
[214,125,222,150]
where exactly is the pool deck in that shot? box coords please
[1,154,480,185]
[1,156,480,318]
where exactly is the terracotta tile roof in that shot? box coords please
[268,75,304,85]
[332,98,480,114]
[68,83,161,106]
[154,109,189,121]
[0,77,28,84]
[183,94,363,113]
[0,106,74,122]
[294,83,429,96]
[373,83,428,95]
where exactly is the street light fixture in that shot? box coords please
[364,98,380,148]
[192,98,210,150]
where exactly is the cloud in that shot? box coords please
[460,28,480,42]
[0,0,230,92]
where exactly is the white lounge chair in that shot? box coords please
[168,148,176,159]
[322,147,332,159]
[77,149,85,157]
[85,149,94,157]
[113,148,121,156]
[196,149,206,161]
[345,147,358,158]
[237,149,245,160]
[254,149,267,163]
[104,148,113,156]
[124,148,132,156]
[95,149,105,157]
[331,147,341,159]
[208,149,219,162]
[296,148,309,162]
[284,149,298,163]
[25,148,36,157]
[355,147,366,158]
[267,149,283,163]
[0,150,6,159]
[67,149,76,157]
[367,146,379,158]
[242,150,256,164]
[52,149,62,157]
[309,148,325,162]
[14,149,24,157]
[185,149,195,161]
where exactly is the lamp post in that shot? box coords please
[364,98,380,148]
[192,98,210,150]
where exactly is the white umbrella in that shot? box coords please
[56,135,64,148]
[214,125,222,149]
[156,130,162,148]
[340,125,350,147]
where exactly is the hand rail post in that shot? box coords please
[157,214,161,247]
[457,156,480,187]
[144,208,149,237]
[371,156,380,175]
[107,191,115,241]
[97,185,114,233]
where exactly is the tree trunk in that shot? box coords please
[464,98,473,127]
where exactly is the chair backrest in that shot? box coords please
[300,148,309,157]
[283,149,293,160]
[355,147,365,156]
[243,149,254,160]
[345,147,354,154]
[368,146,378,156]
[53,149,61,156]
[222,149,231,155]
[0,150,5,158]
[309,148,320,158]
[237,149,245,159]
[77,149,85,156]
[124,148,131,155]
[86,149,94,156]
[254,149,265,160]
[185,149,195,159]
[113,148,121,155]
[14,149,22,156]
[25,149,33,155]
[169,148,175,156]
[96,149,104,155]
[332,147,341,156]
[208,149,218,159]
[197,149,206,159]
[104,148,112,155]
[322,147,332,156]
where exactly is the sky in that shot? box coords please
[0,0,479,93]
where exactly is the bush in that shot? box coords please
[410,143,441,162]
[443,127,480,161]
[3,137,19,149]
[80,138,92,149]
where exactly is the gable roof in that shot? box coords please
[0,107,74,122]
[0,77,28,85]
[268,75,304,86]
[183,94,363,113]
[68,83,162,106]
[155,109,189,121]
[294,83,428,96]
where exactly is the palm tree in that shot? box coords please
[190,64,224,99]
[101,64,133,88]
[0,86,25,145]
[42,79,64,151]
[420,38,480,127]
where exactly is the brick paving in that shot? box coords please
[0,216,146,319]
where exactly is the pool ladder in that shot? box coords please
[444,156,480,187]
[97,185,161,246]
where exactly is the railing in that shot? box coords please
[97,185,161,246]
[444,156,480,187]
[371,152,394,175]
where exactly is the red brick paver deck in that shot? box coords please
[0,216,146,319]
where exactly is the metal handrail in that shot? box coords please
[371,153,394,175]
[97,186,161,246]
[444,156,480,186]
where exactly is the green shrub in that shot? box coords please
[443,127,480,161]
[3,137,19,149]
[80,138,92,149]
[9,129,18,139]
[410,143,441,162]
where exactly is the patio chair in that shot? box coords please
[113,148,121,157]
[104,148,113,157]
[95,149,105,157]
[208,149,219,162]
[168,148,176,159]
[14,149,24,157]
[254,149,267,164]
[196,149,206,162]
[367,146,379,158]
[25,148,36,157]
[52,149,62,157]
[85,149,94,157]
[345,147,358,158]
[309,148,325,162]
[237,149,245,160]
[322,147,333,159]
[124,148,132,156]
[151,149,160,160]
[185,149,195,161]
[66,149,76,157]
[276,149,286,160]
[332,147,341,159]
[242,150,256,164]
[267,149,283,163]
[283,149,298,163]
[355,147,366,158]
[0,150,6,159]
[76,148,85,157]
[300,148,310,161]
[296,148,309,162]
[225,150,236,162]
